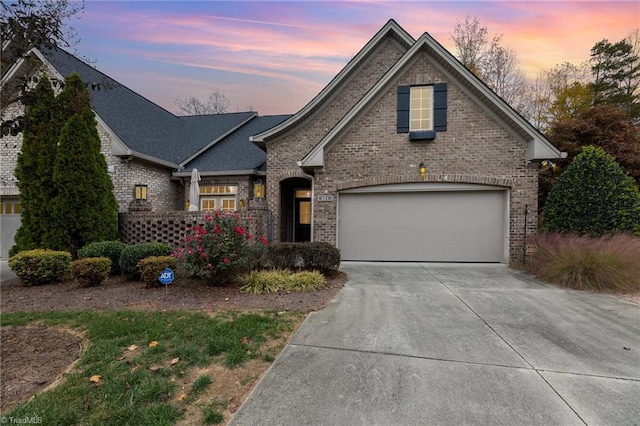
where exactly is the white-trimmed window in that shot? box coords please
[410,86,434,131]
[200,185,237,212]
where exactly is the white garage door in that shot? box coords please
[338,184,507,262]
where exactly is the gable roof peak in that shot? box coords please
[251,19,415,143]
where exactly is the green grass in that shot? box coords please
[0,310,301,424]
[527,233,640,291]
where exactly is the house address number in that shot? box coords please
[317,195,334,202]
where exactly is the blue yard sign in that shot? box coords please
[158,268,175,285]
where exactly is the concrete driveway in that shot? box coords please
[230,263,640,426]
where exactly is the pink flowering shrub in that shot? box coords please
[173,212,268,284]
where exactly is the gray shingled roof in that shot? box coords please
[41,47,256,165]
[183,114,291,173]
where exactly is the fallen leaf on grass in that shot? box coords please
[89,375,101,383]
[149,364,164,372]
[149,341,158,348]
[128,344,138,351]
[170,357,179,366]
[176,393,186,401]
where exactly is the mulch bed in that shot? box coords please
[0,272,346,314]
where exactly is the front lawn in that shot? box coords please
[0,310,304,424]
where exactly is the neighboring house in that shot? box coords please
[252,19,564,263]
[0,44,288,259]
[1,19,564,264]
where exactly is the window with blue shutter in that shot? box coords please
[396,83,447,140]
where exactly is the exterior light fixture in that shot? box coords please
[418,162,427,181]
[254,179,265,200]
[134,184,148,201]
[540,160,561,175]
[238,199,245,211]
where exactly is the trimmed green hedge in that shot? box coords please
[71,257,111,287]
[78,240,127,275]
[119,243,172,280]
[266,242,340,272]
[137,256,178,287]
[543,146,640,236]
[8,249,71,286]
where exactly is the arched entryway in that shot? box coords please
[280,177,312,242]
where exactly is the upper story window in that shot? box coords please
[397,83,448,141]
[410,86,433,131]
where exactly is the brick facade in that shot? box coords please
[265,39,539,265]
[266,36,408,242]
[118,208,269,249]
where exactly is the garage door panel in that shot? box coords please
[338,190,505,262]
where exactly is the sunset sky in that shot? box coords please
[69,1,639,115]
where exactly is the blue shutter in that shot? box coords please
[433,83,447,132]
[397,85,410,133]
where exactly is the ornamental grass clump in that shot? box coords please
[526,233,640,292]
[174,212,268,285]
[240,269,326,294]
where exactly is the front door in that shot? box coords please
[294,189,311,242]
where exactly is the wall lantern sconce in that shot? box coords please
[238,199,245,211]
[254,179,265,200]
[418,162,426,181]
[134,184,148,201]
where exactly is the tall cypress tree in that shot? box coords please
[48,73,119,255]
[11,76,59,256]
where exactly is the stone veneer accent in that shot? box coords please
[0,103,23,198]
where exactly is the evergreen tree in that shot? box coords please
[11,76,59,255]
[543,146,640,236]
[590,38,640,118]
[49,74,119,255]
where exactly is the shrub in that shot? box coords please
[299,242,341,272]
[174,212,268,285]
[543,146,640,236]
[119,243,172,280]
[137,256,178,287]
[8,249,71,286]
[526,233,640,292]
[288,271,326,291]
[240,269,326,294]
[266,242,340,272]
[78,240,127,275]
[266,243,300,269]
[240,269,291,294]
[70,257,111,287]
